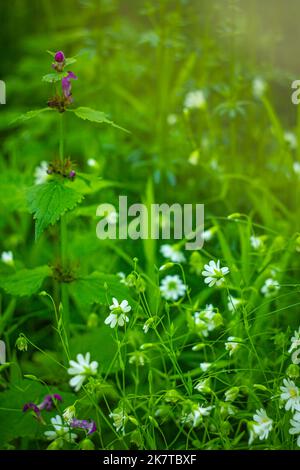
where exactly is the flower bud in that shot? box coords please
[54,51,65,63]
[47,439,62,450]
[79,439,95,450]
[87,313,98,329]
[63,405,76,423]
[15,334,28,352]
[286,363,300,379]
[68,170,76,180]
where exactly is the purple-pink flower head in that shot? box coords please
[70,418,97,435]
[62,71,78,101]
[54,51,65,63]
[23,402,40,416]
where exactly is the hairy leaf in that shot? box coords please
[0,265,52,296]
[27,180,84,239]
[69,107,129,132]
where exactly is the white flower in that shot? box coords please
[160,244,186,263]
[182,404,213,428]
[261,278,280,297]
[67,352,98,392]
[202,229,215,242]
[284,131,297,149]
[200,362,211,372]
[249,409,273,444]
[44,415,77,446]
[105,298,131,328]
[160,275,186,301]
[289,328,300,354]
[194,378,211,394]
[250,235,263,250]
[62,406,76,424]
[280,379,300,412]
[167,114,178,125]
[227,295,242,313]
[109,408,127,434]
[0,340,6,365]
[289,411,300,447]
[34,161,49,185]
[184,90,206,110]
[252,77,267,98]
[293,162,300,176]
[225,387,239,402]
[87,158,98,167]
[193,304,219,337]
[117,272,128,285]
[202,260,229,287]
[129,352,145,366]
[225,336,242,356]
[1,251,14,265]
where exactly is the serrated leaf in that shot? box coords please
[42,72,67,83]
[27,180,84,239]
[69,107,129,132]
[11,108,54,124]
[69,272,137,307]
[0,265,51,297]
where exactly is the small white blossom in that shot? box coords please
[252,77,267,99]
[184,90,206,110]
[194,378,211,394]
[280,378,300,412]
[193,304,220,337]
[250,235,264,250]
[284,131,297,149]
[105,298,131,328]
[202,259,229,287]
[44,415,77,446]
[289,411,300,447]
[67,353,98,392]
[182,404,213,428]
[202,229,215,242]
[289,328,300,354]
[34,161,49,185]
[261,278,280,297]
[109,408,127,434]
[1,251,14,265]
[160,275,186,301]
[160,244,186,263]
[227,295,242,313]
[225,336,242,356]
[62,406,76,424]
[129,352,146,366]
[87,158,98,167]
[200,362,211,372]
[293,162,300,176]
[249,408,273,444]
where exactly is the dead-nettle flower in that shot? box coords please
[202,260,229,287]
[62,71,78,103]
[70,418,96,435]
[23,393,62,417]
[54,51,65,63]
[52,51,65,72]
[105,298,131,328]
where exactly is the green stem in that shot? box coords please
[58,113,70,340]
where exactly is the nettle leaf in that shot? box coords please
[69,272,137,307]
[11,108,54,124]
[27,180,84,240]
[42,72,67,83]
[0,265,51,296]
[69,107,129,132]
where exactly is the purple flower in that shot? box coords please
[38,393,62,411]
[23,402,41,416]
[70,418,97,435]
[54,51,65,63]
[68,170,76,180]
[62,71,78,101]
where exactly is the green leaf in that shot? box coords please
[27,180,84,240]
[69,107,129,132]
[65,57,77,66]
[42,72,67,83]
[10,108,54,124]
[0,266,52,297]
[69,271,137,307]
